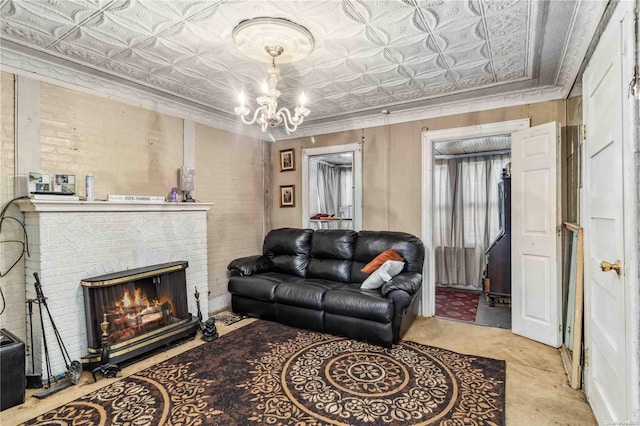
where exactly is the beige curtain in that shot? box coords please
[434,153,509,289]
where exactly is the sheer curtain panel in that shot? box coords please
[434,153,509,288]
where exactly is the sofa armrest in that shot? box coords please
[381,272,422,297]
[227,255,272,276]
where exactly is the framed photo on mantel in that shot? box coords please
[279,148,295,172]
[279,185,295,208]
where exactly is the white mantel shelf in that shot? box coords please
[17,200,213,213]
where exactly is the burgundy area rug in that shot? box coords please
[436,288,481,323]
[23,320,505,425]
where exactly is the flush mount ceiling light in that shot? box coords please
[232,17,314,133]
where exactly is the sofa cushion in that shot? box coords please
[352,231,425,283]
[228,272,294,303]
[306,259,353,283]
[310,229,358,259]
[361,260,405,290]
[263,228,313,277]
[324,285,394,323]
[306,230,357,283]
[275,279,346,309]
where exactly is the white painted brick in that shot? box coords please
[24,208,209,376]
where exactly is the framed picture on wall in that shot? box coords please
[279,148,295,172]
[280,185,295,207]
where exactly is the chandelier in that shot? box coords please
[234,45,310,133]
[232,17,314,133]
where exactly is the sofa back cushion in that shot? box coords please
[306,230,357,283]
[352,231,425,283]
[263,228,313,277]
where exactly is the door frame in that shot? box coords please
[582,1,640,418]
[301,143,363,231]
[420,118,530,316]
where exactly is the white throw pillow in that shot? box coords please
[360,260,405,290]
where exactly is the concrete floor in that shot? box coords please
[474,292,512,329]
[2,316,596,425]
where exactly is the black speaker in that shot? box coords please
[0,328,25,411]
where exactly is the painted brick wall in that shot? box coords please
[0,72,28,342]
[195,125,265,311]
[39,83,184,199]
[24,207,209,377]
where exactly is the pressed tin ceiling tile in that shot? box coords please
[0,0,607,132]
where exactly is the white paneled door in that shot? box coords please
[511,122,561,347]
[582,4,630,421]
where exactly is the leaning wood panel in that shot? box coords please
[560,222,584,389]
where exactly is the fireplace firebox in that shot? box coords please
[81,261,199,368]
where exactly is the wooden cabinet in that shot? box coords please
[485,175,511,305]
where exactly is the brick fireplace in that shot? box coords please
[18,200,212,377]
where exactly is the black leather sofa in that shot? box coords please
[227,228,425,347]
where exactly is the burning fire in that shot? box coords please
[120,288,152,310]
[103,286,177,343]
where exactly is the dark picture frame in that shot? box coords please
[279,185,295,207]
[279,148,295,172]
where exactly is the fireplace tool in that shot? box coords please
[32,272,82,396]
[25,298,42,388]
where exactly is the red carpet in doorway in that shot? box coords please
[436,288,480,322]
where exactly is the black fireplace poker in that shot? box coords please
[32,272,83,399]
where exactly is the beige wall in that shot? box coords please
[0,73,266,337]
[195,125,265,308]
[271,100,568,237]
[40,84,184,198]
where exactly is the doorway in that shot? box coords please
[431,135,512,328]
[302,143,363,231]
[421,119,530,322]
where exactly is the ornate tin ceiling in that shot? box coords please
[0,0,607,139]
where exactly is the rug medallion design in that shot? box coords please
[23,320,505,425]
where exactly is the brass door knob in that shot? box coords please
[600,260,622,275]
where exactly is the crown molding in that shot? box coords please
[272,84,565,140]
[553,0,608,97]
[0,45,564,143]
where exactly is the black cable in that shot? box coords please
[0,195,30,315]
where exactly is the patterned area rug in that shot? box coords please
[212,310,246,326]
[22,320,505,425]
[436,288,481,323]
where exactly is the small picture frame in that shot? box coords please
[279,148,295,172]
[28,171,51,193]
[54,173,76,194]
[279,185,295,207]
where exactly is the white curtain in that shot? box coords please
[338,167,353,219]
[434,153,509,288]
[316,162,339,215]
